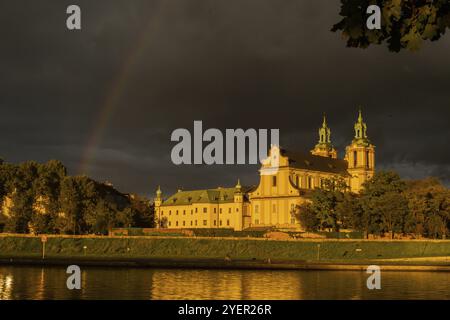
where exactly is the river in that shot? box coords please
[0,265,449,299]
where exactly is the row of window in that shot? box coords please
[161,207,239,216]
[254,203,297,214]
[168,219,232,227]
[272,174,329,189]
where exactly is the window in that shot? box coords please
[308,177,312,189]
[183,210,186,215]
[353,151,357,167]
[182,221,185,226]
[255,219,259,224]
[272,204,277,213]
[214,208,217,214]
[161,211,164,216]
[176,221,178,226]
[176,210,178,215]
[190,221,193,226]
[169,221,171,226]
[255,205,259,214]
[272,176,277,187]
[214,220,217,226]
[191,210,193,215]
[169,210,172,215]
[236,208,239,212]
[366,150,370,168]
[228,208,231,213]
[203,220,207,226]
[195,208,198,213]
[220,208,222,214]
[219,220,222,226]
[195,220,198,226]
[227,220,230,226]
[203,208,207,213]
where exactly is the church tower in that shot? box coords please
[234,179,243,203]
[345,109,375,193]
[154,186,163,228]
[311,114,337,158]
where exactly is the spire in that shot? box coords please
[358,108,363,123]
[235,179,242,192]
[311,113,337,158]
[318,113,332,145]
[156,185,162,198]
[353,108,370,145]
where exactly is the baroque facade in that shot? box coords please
[154,111,375,231]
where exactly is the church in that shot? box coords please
[154,110,375,231]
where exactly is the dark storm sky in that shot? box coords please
[0,0,449,197]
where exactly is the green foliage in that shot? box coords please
[1,236,450,262]
[359,171,408,238]
[404,178,450,239]
[332,0,450,52]
[0,159,154,235]
[296,203,320,232]
[295,177,349,232]
[296,171,449,239]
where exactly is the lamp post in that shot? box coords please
[41,235,48,259]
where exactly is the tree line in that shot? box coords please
[0,159,154,235]
[295,171,450,239]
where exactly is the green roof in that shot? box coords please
[161,186,253,206]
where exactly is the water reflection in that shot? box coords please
[0,266,449,300]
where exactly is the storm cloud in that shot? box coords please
[0,0,449,196]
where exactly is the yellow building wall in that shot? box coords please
[248,146,345,229]
[156,201,246,231]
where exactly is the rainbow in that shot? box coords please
[78,5,165,175]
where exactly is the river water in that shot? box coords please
[0,265,449,300]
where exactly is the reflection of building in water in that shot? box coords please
[0,271,13,300]
[149,269,303,300]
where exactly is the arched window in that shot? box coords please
[308,176,313,189]
[366,150,370,168]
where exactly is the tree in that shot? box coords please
[404,178,450,239]
[85,199,116,235]
[57,177,83,234]
[336,192,364,231]
[295,177,349,232]
[0,159,156,235]
[376,191,409,238]
[4,162,40,233]
[129,195,154,228]
[360,171,407,237]
[296,203,320,232]
[332,0,450,52]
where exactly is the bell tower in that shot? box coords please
[234,179,243,203]
[311,114,337,158]
[345,109,375,193]
[154,185,163,228]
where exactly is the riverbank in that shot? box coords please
[1,234,450,271]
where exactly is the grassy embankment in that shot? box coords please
[1,234,449,269]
